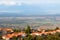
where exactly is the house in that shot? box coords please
[2,32,26,40]
[31,32,42,36]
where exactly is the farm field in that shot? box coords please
[0,16,60,29]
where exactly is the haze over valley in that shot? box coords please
[0,14,60,29]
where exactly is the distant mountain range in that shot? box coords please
[0,12,60,17]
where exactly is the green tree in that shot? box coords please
[13,29,21,32]
[25,25,31,35]
[10,36,18,40]
[55,27,59,30]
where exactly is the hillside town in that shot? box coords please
[0,26,60,40]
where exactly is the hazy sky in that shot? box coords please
[0,0,60,15]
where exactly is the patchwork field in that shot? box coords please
[0,16,60,29]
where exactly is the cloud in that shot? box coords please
[46,9,60,14]
[0,0,55,5]
[0,0,22,6]
[0,0,60,6]
[48,0,60,4]
[0,0,60,14]
[0,10,23,13]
